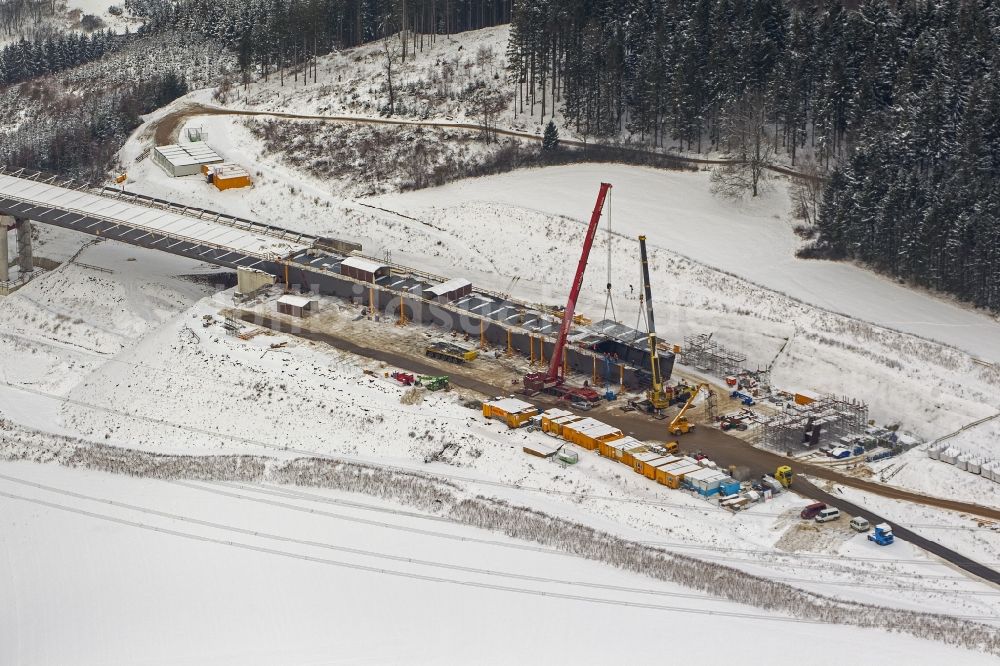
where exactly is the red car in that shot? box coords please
[800,502,827,519]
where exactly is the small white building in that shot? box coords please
[277,294,316,318]
[152,142,224,177]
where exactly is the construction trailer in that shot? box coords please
[205,163,252,191]
[684,467,730,496]
[632,451,663,475]
[483,397,538,429]
[599,435,643,461]
[540,408,575,432]
[657,461,702,489]
[620,443,651,467]
[544,414,581,437]
[637,455,681,480]
[152,142,224,177]
[277,294,315,317]
[562,418,623,451]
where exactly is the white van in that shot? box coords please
[849,516,870,532]
[815,507,841,523]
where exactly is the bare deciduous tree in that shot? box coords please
[381,32,402,116]
[789,157,825,227]
[711,94,774,198]
[470,87,506,143]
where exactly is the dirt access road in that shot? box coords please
[240,310,1000,584]
[151,103,819,181]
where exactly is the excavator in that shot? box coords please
[638,235,672,412]
[523,183,611,404]
[669,382,709,436]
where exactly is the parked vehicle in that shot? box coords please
[775,465,794,487]
[868,523,894,545]
[850,516,871,532]
[800,502,827,519]
[815,507,841,523]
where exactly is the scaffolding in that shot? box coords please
[752,394,869,453]
[680,333,746,379]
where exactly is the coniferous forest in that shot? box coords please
[507,0,1000,310]
[0,0,997,308]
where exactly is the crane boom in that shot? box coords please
[638,235,665,407]
[523,182,611,395]
[547,182,612,380]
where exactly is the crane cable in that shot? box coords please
[602,188,616,322]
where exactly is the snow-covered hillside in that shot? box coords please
[3,24,1000,664]
[111,105,1000,508]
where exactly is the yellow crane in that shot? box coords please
[669,383,709,436]
[638,235,671,411]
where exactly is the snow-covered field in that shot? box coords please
[3,460,994,666]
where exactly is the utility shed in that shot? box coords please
[341,256,390,283]
[152,142,224,177]
[205,163,252,190]
[425,277,473,303]
[277,294,314,317]
[483,397,538,429]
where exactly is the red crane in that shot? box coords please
[523,182,612,400]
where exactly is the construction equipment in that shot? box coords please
[638,235,672,411]
[775,465,794,487]
[668,383,709,436]
[731,390,755,406]
[720,415,748,431]
[868,523,894,546]
[426,341,477,364]
[418,375,450,391]
[391,371,415,386]
[523,183,611,403]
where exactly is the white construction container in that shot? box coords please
[967,459,981,475]
[956,456,969,471]
[928,444,942,460]
[940,448,957,465]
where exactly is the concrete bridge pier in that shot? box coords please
[0,216,33,282]
[0,216,12,282]
[15,217,33,274]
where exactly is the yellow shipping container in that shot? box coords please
[658,462,702,488]
[482,398,538,429]
[599,435,642,461]
[540,408,575,434]
[563,418,623,451]
[621,444,650,468]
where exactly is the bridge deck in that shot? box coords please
[0,173,308,260]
